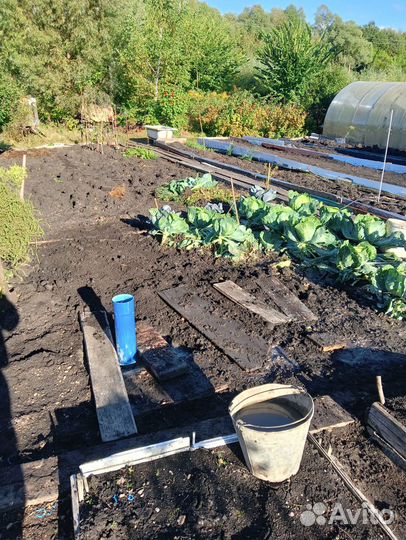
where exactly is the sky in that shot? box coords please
[204,0,406,31]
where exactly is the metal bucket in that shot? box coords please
[229,384,314,483]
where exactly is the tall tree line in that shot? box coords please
[0,0,405,130]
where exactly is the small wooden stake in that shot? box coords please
[20,154,26,201]
[266,163,271,190]
[230,177,239,224]
[376,375,386,405]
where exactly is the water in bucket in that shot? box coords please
[234,397,303,428]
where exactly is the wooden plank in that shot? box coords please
[367,402,406,459]
[137,322,190,381]
[80,310,137,442]
[307,332,348,352]
[213,280,290,325]
[257,276,317,323]
[367,427,406,472]
[310,395,354,433]
[123,358,214,415]
[159,285,271,371]
[70,474,83,539]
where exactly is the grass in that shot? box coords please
[0,168,43,269]
[184,186,234,206]
[0,124,81,149]
[185,138,208,152]
[123,147,157,160]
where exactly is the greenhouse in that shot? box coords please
[323,81,406,152]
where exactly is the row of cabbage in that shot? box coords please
[149,183,406,319]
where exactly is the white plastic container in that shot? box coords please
[145,125,176,141]
[229,384,313,483]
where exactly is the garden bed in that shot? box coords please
[77,441,391,540]
[0,144,404,539]
[176,142,406,214]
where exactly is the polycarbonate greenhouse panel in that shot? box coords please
[323,82,406,152]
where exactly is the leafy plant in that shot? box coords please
[123,147,157,160]
[156,173,218,202]
[149,206,189,245]
[148,188,406,319]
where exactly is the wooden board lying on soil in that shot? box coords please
[367,428,406,472]
[256,276,317,323]
[159,285,271,371]
[367,402,406,459]
[213,280,290,325]
[310,395,354,433]
[307,332,348,352]
[80,310,138,442]
[137,322,190,381]
[123,359,217,415]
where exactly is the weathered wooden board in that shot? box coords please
[307,332,348,352]
[310,395,354,433]
[213,280,290,325]
[367,427,406,472]
[159,285,272,371]
[137,322,190,381]
[80,310,137,442]
[123,358,215,415]
[257,276,317,323]
[367,402,406,460]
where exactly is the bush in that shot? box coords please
[0,74,23,130]
[0,166,43,268]
[187,90,306,138]
[154,88,190,129]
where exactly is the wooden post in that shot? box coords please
[230,177,239,224]
[376,375,385,405]
[20,154,26,201]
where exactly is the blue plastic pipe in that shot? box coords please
[112,294,137,366]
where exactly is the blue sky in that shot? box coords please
[204,0,406,31]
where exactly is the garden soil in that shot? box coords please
[0,144,404,539]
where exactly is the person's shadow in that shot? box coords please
[0,294,24,538]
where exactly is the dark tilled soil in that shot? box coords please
[299,137,406,162]
[0,144,404,539]
[79,443,398,540]
[182,142,406,214]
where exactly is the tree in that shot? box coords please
[315,6,373,71]
[256,19,336,105]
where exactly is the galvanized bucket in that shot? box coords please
[229,384,314,483]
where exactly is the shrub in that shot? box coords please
[154,88,190,129]
[0,74,23,130]
[0,166,43,268]
[187,90,306,138]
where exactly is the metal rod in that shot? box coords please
[377,110,394,203]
